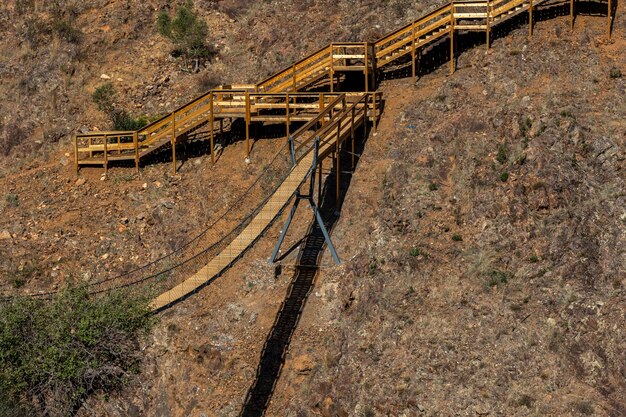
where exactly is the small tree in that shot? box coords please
[157,1,215,70]
[0,285,156,416]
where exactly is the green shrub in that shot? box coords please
[428,182,439,191]
[53,19,81,43]
[496,144,508,164]
[571,400,594,415]
[5,194,19,208]
[487,269,510,287]
[112,111,151,131]
[0,285,155,416]
[410,247,428,257]
[609,67,622,79]
[92,83,116,114]
[452,234,463,242]
[93,84,154,131]
[500,172,509,182]
[157,1,215,64]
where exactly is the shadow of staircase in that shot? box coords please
[239,124,367,417]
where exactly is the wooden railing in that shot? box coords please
[374,4,453,66]
[256,42,376,93]
[75,0,613,173]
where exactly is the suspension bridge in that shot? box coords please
[60,0,615,310]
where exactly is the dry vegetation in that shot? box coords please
[0,0,624,416]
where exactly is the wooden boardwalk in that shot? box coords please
[68,0,614,308]
[75,0,614,174]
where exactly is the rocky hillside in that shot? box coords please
[0,0,436,162]
[0,0,440,293]
[1,0,625,416]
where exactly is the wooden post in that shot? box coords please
[608,0,612,39]
[209,92,215,165]
[364,42,370,92]
[133,131,139,174]
[570,0,574,31]
[171,112,176,175]
[73,133,79,174]
[245,92,251,160]
[103,134,108,174]
[371,44,378,91]
[450,10,455,75]
[292,64,297,91]
[286,93,291,139]
[330,44,335,93]
[529,0,533,37]
[373,94,378,133]
[412,22,417,82]
[486,0,491,49]
[116,135,121,155]
[351,107,356,169]
[320,93,325,127]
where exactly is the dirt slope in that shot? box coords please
[1,1,624,416]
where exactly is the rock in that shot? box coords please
[75,178,86,187]
[100,73,111,80]
[0,230,12,240]
[529,120,544,138]
[160,200,175,209]
[292,354,314,375]
[60,156,69,166]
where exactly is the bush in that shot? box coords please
[609,67,622,79]
[112,111,151,131]
[92,84,153,131]
[158,1,215,66]
[92,83,116,114]
[53,19,81,43]
[0,285,155,416]
[496,144,507,164]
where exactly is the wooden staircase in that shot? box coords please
[74,0,614,173]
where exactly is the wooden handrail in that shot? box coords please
[374,4,452,46]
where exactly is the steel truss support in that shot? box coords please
[269,137,341,265]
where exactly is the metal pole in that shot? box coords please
[269,197,301,263]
